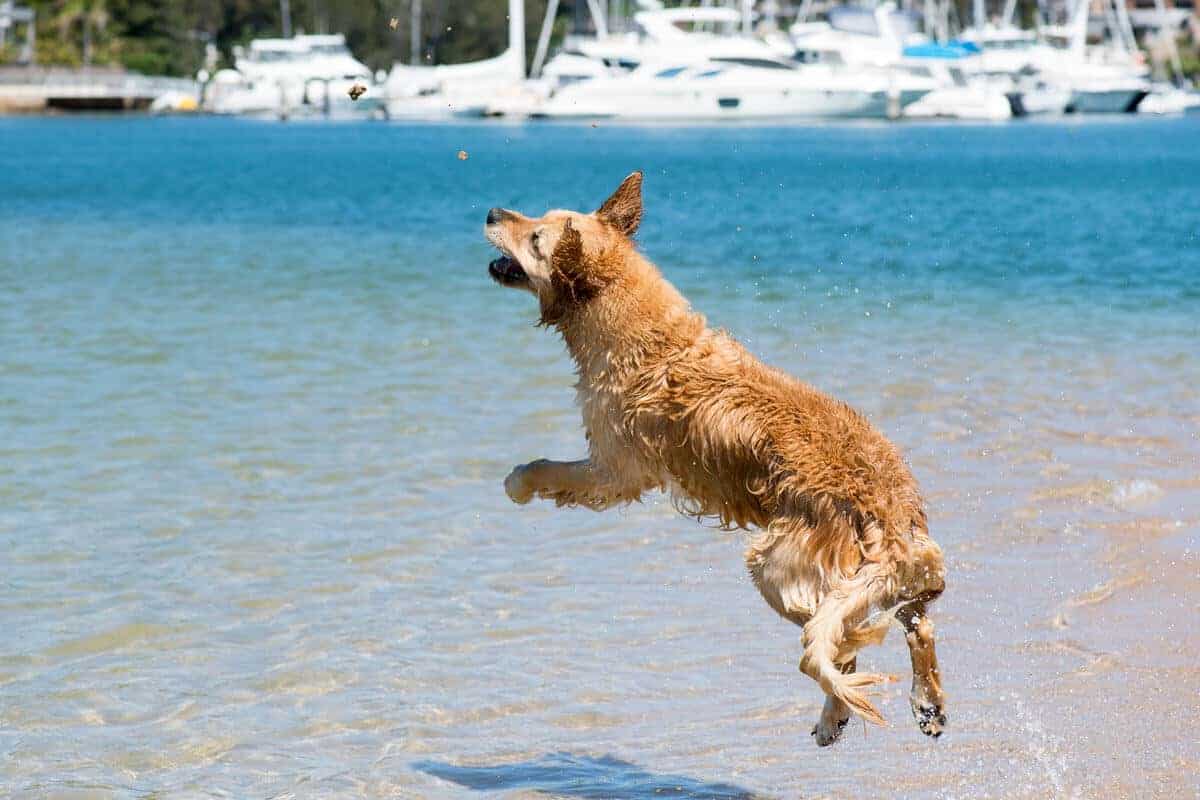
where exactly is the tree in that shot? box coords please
[53,0,110,65]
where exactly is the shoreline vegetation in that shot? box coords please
[3,1,1200,82]
[1,0,563,77]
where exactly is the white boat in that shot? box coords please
[789,4,925,70]
[960,0,1150,114]
[524,6,934,120]
[204,34,384,118]
[385,0,527,118]
[789,5,1013,121]
[557,7,785,69]
[532,58,931,120]
[901,58,1013,121]
[1138,83,1200,114]
[954,23,1067,115]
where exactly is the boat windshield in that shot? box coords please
[251,49,303,63]
[710,57,795,70]
[309,44,351,56]
[828,7,922,38]
[670,20,737,35]
[828,7,878,36]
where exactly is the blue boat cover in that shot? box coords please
[902,41,981,59]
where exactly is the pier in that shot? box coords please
[0,67,197,112]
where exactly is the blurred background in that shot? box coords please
[1,0,1199,118]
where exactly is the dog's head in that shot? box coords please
[484,171,643,325]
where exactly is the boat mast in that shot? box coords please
[509,0,526,78]
[1000,0,1017,28]
[1152,0,1184,79]
[1111,0,1137,56]
[1066,0,1088,57]
[532,0,608,78]
[531,0,559,77]
[411,0,422,64]
[585,0,609,36]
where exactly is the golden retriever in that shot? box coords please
[485,172,946,746]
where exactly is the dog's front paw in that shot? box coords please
[503,461,541,505]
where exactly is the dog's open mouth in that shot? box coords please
[488,253,528,287]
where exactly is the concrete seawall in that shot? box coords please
[0,67,197,112]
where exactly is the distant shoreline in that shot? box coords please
[0,65,196,113]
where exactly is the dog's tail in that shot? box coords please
[800,563,895,726]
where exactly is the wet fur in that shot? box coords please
[486,173,947,744]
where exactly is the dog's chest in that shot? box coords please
[576,379,624,446]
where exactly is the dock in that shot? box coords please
[0,67,197,112]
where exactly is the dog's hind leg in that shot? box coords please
[898,600,946,738]
[811,658,855,747]
[799,566,892,728]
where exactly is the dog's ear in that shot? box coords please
[596,171,643,236]
[551,217,584,275]
[540,219,596,326]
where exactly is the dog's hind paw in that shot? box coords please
[811,716,849,747]
[911,699,946,738]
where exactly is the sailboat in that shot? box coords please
[956,0,1149,114]
[385,0,528,117]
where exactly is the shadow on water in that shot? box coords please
[413,752,772,799]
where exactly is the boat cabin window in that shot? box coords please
[710,57,794,70]
[795,50,843,66]
[671,19,736,35]
[655,66,688,78]
[828,7,879,36]
[252,50,299,63]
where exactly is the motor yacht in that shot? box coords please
[524,6,934,120]
[790,5,1014,120]
[204,34,384,118]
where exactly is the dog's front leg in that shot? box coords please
[504,458,625,510]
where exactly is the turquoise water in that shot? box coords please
[2,116,1199,798]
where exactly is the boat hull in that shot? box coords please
[533,85,929,121]
[1066,89,1147,114]
[1006,87,1070,116]
[904,87,1012,121]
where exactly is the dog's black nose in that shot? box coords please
[486,207,505,225]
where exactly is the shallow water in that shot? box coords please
[2,115,1198,798]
